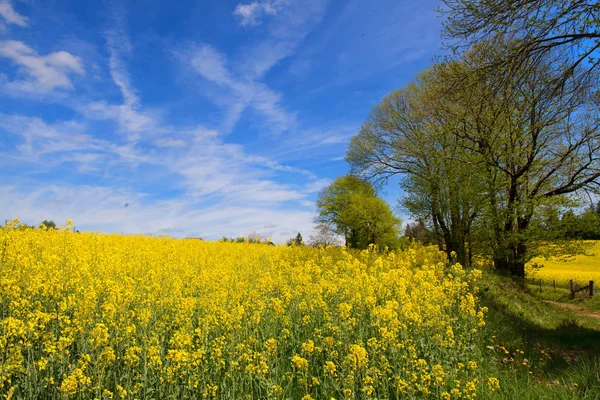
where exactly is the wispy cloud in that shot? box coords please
[181,43,296,133]
[233,0,283,27]
[0,40,84,94]
[0,114,150,171]
[154,138,186,148]
[0,0,386,240]
[0,183,316,241]
[75,30,164,142]
[180,0,327,134]
[0,1,28,28]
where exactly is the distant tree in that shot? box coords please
[287,232,304,246]
[221,233,273,245]
[316,175,401,250]
[560,208,600,241]
[404,221,435,245]
[40,220,56,230]
[17,223,35,230]
[307,223,340,247]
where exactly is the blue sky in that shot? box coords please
[0,0,442,241]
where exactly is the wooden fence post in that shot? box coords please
[539,279,542,293]
[590,280,594,297]
[553,279,556,292]
[570,280,574,298]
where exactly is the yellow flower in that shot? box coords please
[292,355,309,371]
[265,338,277,356]
[487,377,500,392]
[302,339,315,355]
[1,225,492,399]
[346,344,368,369]
[324,361,337,376]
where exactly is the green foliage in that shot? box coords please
[404,221,436,245]
[560,209,600,241]
[347,36,600,277]
[219,234,273,245]
[286,232,304,246]
[40,220,56,230]
[347,69,484,266]
[316,175,401,250]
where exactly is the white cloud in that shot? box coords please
[233,0,282,26]
[106,29,139,108]
[182,0,328,134]
[154,138,186,148]
[192,127,220,137]
[76,101,161,140]
[74,30,163,142]
[0,1,28,27]
[0,114,90,156]
[0,14,334,240]
[0,40,84,94]
[0,111,324,216]
[0,184,316,242]
[184,43,296,133]
[0,114,151,172]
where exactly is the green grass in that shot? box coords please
[476,271,600,399]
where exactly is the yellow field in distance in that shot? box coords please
[528,241,600,285]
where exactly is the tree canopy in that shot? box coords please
[442,0,600,89]
[316,175,401,250]
[347,38,600,276]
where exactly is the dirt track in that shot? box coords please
[543,300,600,321]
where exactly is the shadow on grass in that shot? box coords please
[480,273,600,376]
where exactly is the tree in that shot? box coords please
[40,220,56,230]
[348,38,600,276]
[442,0,600,90]
[307,223,340,247]
[560,208,600,240]
[347,65,485,266]
[286,232,304,246]
[316,175,401,250]
[316,175,376,247]
[405,221,435,245]
[447,40,600,277]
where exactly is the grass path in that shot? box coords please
[479,271,600,398]
[542,300,600,322]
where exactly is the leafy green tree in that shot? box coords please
[447,40,600,277]
[560,208,600,240]
[316,175,400,250]
[348,38,600,276]
[347,65,485,266]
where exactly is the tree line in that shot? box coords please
[318,0,600,277]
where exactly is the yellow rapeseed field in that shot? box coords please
[0,220,497,399]
[528,241,600,285]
